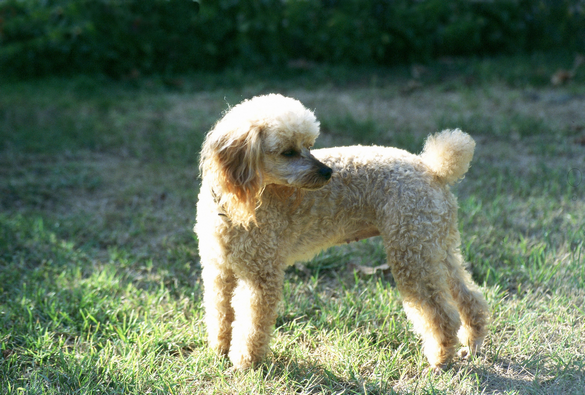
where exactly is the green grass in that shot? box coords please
[1,53,585,394]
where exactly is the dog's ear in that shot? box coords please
[200,122,264,227]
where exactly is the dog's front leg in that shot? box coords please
[228,267,285,369]
[201,264,237,356]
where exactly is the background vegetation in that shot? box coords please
[1,0,584,77]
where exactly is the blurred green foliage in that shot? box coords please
[0,0,584,78]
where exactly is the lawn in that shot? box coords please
[1,53,585,394]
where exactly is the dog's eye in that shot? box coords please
[281,149,299,157]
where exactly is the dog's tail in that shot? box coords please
[420,129,475,185]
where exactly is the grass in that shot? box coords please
[1,52,585,394]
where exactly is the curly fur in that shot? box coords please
[195,94,490,370]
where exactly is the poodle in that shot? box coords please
[195,93,490,371]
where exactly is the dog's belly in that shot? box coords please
[286,222,380,266]
[334,224,380,245]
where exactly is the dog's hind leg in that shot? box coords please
[202,264,237,356]
[228,265,285,369]
[444,249,490,357]
[387,247,462,370]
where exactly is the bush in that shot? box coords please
[0,0,207,76]
[0,0,584,78]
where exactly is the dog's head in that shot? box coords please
[200,94,333,227]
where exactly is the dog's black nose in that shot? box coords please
[319,166,333,180]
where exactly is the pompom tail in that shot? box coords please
[420,129,475,185]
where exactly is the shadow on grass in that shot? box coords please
[262,357,399,395]
[467,356,585,394]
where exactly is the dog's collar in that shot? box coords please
[211,188,229,218]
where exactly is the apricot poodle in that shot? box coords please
[195,94,489,370]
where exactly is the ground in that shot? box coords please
[1,53,584,394]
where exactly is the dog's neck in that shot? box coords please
[211,184,304,220]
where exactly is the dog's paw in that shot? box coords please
[230,357,254,370]
[210,344,230,357]
[458,337,483,361]
[458,346,471,360]
[429,363,448,375]
[458,344,483,361]
[229,350,256,370]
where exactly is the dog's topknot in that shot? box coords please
[420,129,475,185]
